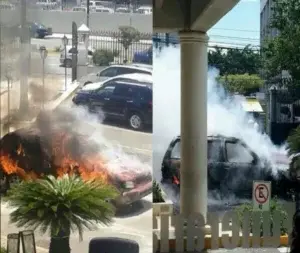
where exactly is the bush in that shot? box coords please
[92,49,119,66]
[235,197,288,236]
[0,247,6,253]
[153,180,165,203]
[217,74,263,96]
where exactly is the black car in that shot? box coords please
[29,22,52,39]
[72,80,152,131]
[161,135,292,200]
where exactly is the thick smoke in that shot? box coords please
[35,105,152,175]
[153,46,288,205]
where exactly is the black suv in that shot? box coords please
[72,80,152,131]
[161,135,292,200]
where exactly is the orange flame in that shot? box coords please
[0,131,110,183]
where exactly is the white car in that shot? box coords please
[60,45,94,68]
[79,64,152,86]
[81,73,153,91]
[72,6,87,12]
[36,0,58,9]
[135,6,152,14]
[94,6,114,13]
[115,7,130,13]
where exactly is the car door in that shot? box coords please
[104,83,133,118]
[88,83,116,114]
[222,140,259,197]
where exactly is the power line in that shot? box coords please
[210,27,260,33]
[209,34,260,42]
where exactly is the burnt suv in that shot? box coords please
[161,135,292,200]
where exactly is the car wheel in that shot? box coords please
[128,112,143,131]
[0,170,9,193]
[65,59,72,68]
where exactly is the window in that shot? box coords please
[170,140,221,161]
[113,84,130,96]
[96,85,115,96]
[170,141,180,159]
[225,141,254,164]
[99,67,118,77]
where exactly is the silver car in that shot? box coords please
[79,64,152,86]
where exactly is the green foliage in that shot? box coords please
[235,197,288,236]
[4,174,118,240]
[153,180,164,203]
[217,74,263,95]
[208,45,262,76]
[118,26,140,50]
[262,0,300,85]
[92,49,119,66]
[0,247,6,253]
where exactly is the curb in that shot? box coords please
[1,235,48,253]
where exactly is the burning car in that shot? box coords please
[0,110,152,206]
[161,135,292,201]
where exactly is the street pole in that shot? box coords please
[64,44,67,91]
[86,0,90,27]
[42,57,45,109]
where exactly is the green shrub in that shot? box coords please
[235,197,288,236]
[1,247,6,253]
[92,49,119,66]
[153,180,165,203]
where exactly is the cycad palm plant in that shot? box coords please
[4,174,118,253]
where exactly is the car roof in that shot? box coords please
[108,64,152,72]
[115,73,152,83]
[175,135,241,143]
[115,80,152,89]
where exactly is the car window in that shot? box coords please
[225,141,254,163]
[99,67,118,77]
[113,84,130,96]
[170,140,222,161]
[96,85,115,96]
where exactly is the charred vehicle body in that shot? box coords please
[161,135,292,201]
[0,111,152,206]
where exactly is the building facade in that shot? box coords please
[260,0,278,44]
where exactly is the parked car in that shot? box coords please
[80,64,152,86]
[60,45,94,68]
[161,135,292,201]
[28,22,52,39]
[94,6,114,13]
[115,7,130,13]
[72,73,152,130]
[135,6,152,14]
[0,2,15,10]
[72,6,87,12]
[132,47,152,65]
[0,113,152,206]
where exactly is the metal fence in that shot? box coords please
[89,30,152,63]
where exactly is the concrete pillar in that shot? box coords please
[179,31,208,219]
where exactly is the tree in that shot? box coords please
[217,74,263,96]
[4,174,118,253]
[118,26,140,63]
[262,0,300,83]
[208,45,262,76]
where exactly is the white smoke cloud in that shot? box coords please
[153,46,288,201]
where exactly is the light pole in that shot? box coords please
[39,46,48,109]
[62,35,69,91]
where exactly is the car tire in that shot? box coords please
[0,170,9,194]
[65,59,72,68]
[83,81,92,86]
[128,112,143,131]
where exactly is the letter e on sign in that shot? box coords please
[252,181,271,212]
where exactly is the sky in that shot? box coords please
[207,0,260,48]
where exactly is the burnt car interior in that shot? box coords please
[161,135,293,200]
